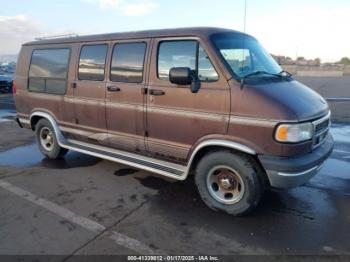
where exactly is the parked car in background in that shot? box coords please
[14,27,333,215]
[0,75,13,93]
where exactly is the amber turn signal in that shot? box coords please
[275,123,314,143]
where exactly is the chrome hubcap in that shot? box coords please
[40,127,54,151]
[206,165,245,204]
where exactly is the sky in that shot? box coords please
[0,0,349,62]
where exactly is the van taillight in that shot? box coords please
[12,82,16,94]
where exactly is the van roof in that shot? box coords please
[24,27,244,46]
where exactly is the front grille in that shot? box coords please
[312,113,331,148]
[315,118,330,133]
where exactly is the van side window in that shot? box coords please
[198,46,219,82]
[110,42,146,83]
[28,48,70,95]
[78,44,108,81]
[158,41,197,80]
[157,41,219,82]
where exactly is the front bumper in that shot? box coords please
[258,134,334,188]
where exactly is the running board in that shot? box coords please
[62,139,187,180]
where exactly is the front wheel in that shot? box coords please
[35,118,68,159]
[195,151,264,216]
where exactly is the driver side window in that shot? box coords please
[158,40,197,80]
[157,40,219,82]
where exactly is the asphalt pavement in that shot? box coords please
[296,76,350,122]
[0,85,349,260]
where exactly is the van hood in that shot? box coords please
[231,79,329,121]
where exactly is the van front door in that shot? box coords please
[146,38,231,163]
[105,40,150,153]
[72,43,108,145]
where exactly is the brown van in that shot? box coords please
[14,27,333,215]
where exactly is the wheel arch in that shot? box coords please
[186,140,256,175]
[30,115,42,131]
[30,111,66,146]
[185,139,269,188]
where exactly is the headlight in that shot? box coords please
[275,122,314,143]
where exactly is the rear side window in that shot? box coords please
[158,41,197,80]
[78,44,108,81]
[28,48,70,94]
[110,42,146,83]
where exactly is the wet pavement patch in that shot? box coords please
[149,244,159,250]
[331,123,350,143]
[257,189,316,220]
[129,194,137,201]
[60,220,77,231]
[320,158,350,179]
[114,168,138,176]
[135,175,205,209]
[0,109,16,122]
[135,173,336,223]
[134,176,173,191]
[133,179,349,255]
[0,143,100,169]
[0,144,41,167]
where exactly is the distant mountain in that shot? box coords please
[0,54,17,63]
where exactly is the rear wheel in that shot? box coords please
[35,119,68,159]
[195,151,263,216]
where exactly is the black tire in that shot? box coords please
[35,118,68,159]
[195,151,264,216]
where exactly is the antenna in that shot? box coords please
[35,34,79,41]
[243,0,247,33]
[241,0,247,78]
[240,0,248,87]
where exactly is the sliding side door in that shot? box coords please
[106,39,150,154]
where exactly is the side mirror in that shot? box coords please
[169,67,192,85]
[169,67,201,93]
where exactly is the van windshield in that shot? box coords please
[212,32,282,78]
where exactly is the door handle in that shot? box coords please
[107,86,121,92]
[149,89,165,96]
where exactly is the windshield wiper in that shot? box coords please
[240,70,292,89]
[243,70,282,79]
[240,71,281,88]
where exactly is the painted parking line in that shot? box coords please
[0,180,156,255]
[109,231,157,254]
[0,119,13,123]
[333,149,350,154]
